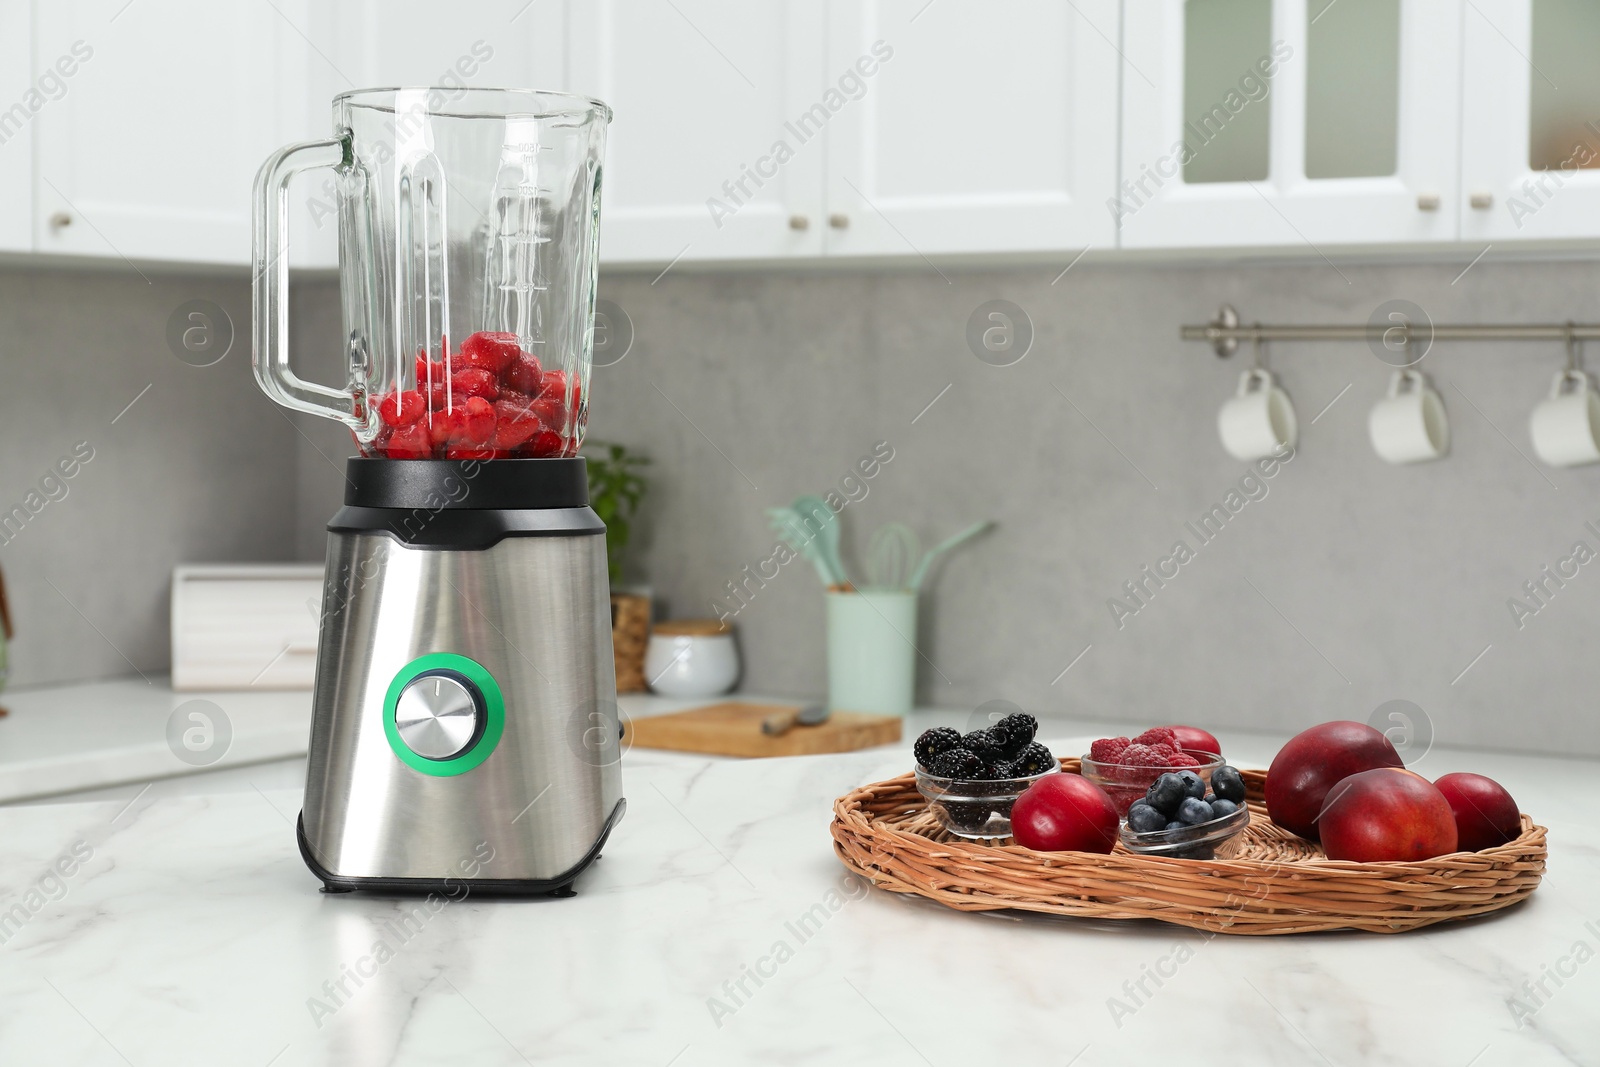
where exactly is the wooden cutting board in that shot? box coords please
[624,702,902,758]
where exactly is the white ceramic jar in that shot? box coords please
[644,619,739,698]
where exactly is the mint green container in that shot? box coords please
[826,588,917,716]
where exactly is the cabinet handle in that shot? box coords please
[49,211,72,230]
[788,214,809,231]
[1470,191,1493,210]
[828,213,849,229]
[1416,193,1441,212]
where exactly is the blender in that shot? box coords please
[252,88,622,895]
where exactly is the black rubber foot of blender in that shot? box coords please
[295,799,626,898]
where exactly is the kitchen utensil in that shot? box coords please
[866,522,920,589]
[1218,368,1297,461]
[1530,368,1600,467]
[760,703,829,736]
[626,702,898,757]
[908,521,992,592]
[765,506,842,589]
[645,619,739,698]
[253,88,622,897]
[827,588,916,716]
[792,495,849,586]
[1368,368,1448,464]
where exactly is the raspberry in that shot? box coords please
[460,331,521,373]
[452,368,499,401]
[377,389,426,428]
[1119,743,1167,767]
[1133,727,1177,748]
[1168,752,1202,768]
[505,354,544,396]
[1089,736,1131,763]
[383,422,432,459]
[1151,742,1178,759]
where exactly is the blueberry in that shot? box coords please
[1177,797,1215,825]
[1175,770,1206,800]
[1164,821,1187,832]
[1127,802,1167,833]
[1210,798,1240,818]
[1211,765,1246,803]
[1203,793,1216,804]
[1146,773,1188,816]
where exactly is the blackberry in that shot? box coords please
[1146,772,1188,817]
[1127,802,1167,834]
[914,727,963,770]
[991,712,1039,758]
[962,728,1006,762]
[1211,765,1246,804]
[1008,741,1055,777]
[929,748,984,780]
[945,801,995,833]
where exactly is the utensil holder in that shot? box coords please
[826,588,916,716]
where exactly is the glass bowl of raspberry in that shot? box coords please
[915,764,1059,840]
[1080,729,1225,817]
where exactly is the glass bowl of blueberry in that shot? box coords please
[913,714,1057,840]
[1119,765,1251,860]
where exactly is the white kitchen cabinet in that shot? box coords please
[288,0,568,270]
[1460,0,1600,242]
[32,0,311,266]
[567,1,827,263]
[0,0,31,252]
[1119,0,1462,250]
[824,0,1120,257]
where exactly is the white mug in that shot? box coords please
[1368,369,1448,464]
[1530,369,1600,468]
[1218,368,1297,461]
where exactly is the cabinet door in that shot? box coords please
[1120,0,1461,250]
[824,0,1119,257]
[294,0,568,270]
[33,0,309,266]
[1460,0,1600,241]
[0,0,31,252]
[568,1,826,263]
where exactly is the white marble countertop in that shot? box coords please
[0,711,1594,1066]
[0,678,315,802]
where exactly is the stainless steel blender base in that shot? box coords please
[300,514,624,894]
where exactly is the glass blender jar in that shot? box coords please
[254,87,609,459]
[252,89,624,897]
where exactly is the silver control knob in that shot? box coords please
[394,673,482,760]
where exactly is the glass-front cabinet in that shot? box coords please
[1119,0,1462,249]
[1460,0,1600,241]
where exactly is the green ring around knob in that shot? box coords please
[383,653,505,777]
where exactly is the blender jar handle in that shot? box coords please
[252,138,361,429]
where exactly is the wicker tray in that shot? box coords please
[831,759,1547,935]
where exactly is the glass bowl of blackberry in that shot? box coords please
[1079,728,1226,817]
[1118,765,1251,860]
[912,715,1058,840]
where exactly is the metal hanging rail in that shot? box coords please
[1182,304,1600,358]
